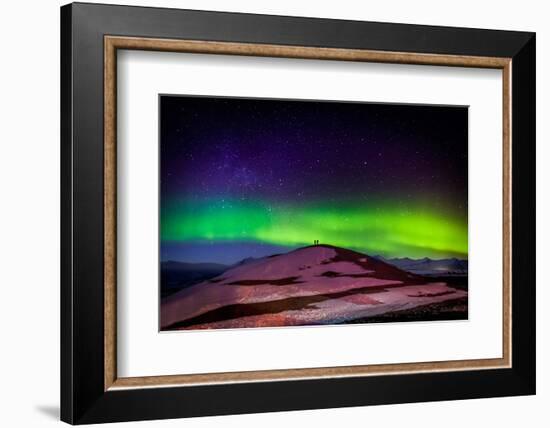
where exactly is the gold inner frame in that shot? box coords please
[104,35,512,391]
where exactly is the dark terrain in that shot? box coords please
[160,261,228,298]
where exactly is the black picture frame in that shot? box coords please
[61,2,535,424]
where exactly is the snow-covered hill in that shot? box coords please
[161,245,467,330]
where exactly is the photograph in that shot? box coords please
[159,95,469,331]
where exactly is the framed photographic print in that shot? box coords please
[61,2,536,424]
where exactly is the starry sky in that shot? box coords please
[160,95,468,265]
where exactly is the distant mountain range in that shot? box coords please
[374,256,468,276]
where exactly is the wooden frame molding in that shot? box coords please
[104,35,513,391]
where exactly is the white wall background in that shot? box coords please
[0,0,546,426]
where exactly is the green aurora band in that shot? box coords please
[161,199,467,259]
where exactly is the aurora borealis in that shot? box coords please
[160,95,468,265]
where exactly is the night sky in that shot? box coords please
[160,95,468,265]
